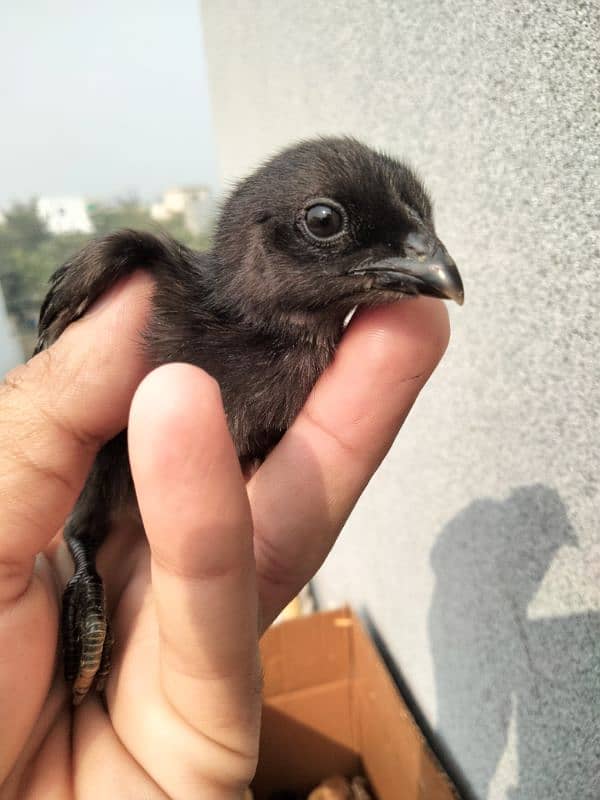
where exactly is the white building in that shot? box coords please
[36,196,94,235]
[150,186,212,235]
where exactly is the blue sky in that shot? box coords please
[0,0,216,207]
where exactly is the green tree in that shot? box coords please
[0,202,51,324]
[89,198,211,250]
[0,201,50,249]
[0,197,211,354]
[0,204,90,324]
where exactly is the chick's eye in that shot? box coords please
[305,203,343,239]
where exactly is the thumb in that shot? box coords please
[0,271,153,598]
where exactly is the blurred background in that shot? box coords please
[1,2,598,799]
[0,0,216,360]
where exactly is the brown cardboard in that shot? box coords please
[253,608,459,800]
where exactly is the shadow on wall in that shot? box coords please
[429,485,599,800]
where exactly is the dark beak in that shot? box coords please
[349,242,464,306]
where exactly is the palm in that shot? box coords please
[10,525,258,800]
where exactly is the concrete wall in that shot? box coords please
[200,2,599,797]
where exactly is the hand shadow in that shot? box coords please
[429,484,599,799]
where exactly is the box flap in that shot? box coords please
[351,613,458,800]
[262,607,354,697]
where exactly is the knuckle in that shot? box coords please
[254,530,305,590]
[302,406,360,459]
[1,349,103,454]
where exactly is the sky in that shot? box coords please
[0,0,217,208]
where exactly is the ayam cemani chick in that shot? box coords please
[36,137,464,704]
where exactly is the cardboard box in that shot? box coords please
[252,608,459,800]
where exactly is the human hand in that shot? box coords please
[0,272,449,799]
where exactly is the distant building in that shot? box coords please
[36,196,94,235]
[150,186,213,235]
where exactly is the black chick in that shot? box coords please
[36,137,464,703]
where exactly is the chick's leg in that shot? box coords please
[62,526,112,704]
[60,434,128,705]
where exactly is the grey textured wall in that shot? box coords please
[201,2,599,798]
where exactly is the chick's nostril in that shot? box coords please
[404,231,434,258]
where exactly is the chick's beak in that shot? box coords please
[349,235,465,306]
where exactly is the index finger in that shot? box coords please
[248,297,451,625]
[0,272,153,599]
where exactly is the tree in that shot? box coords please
[0,201,50,250]
[88,197,211,250]
[0,203,90,327]
[0,197,211,352]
